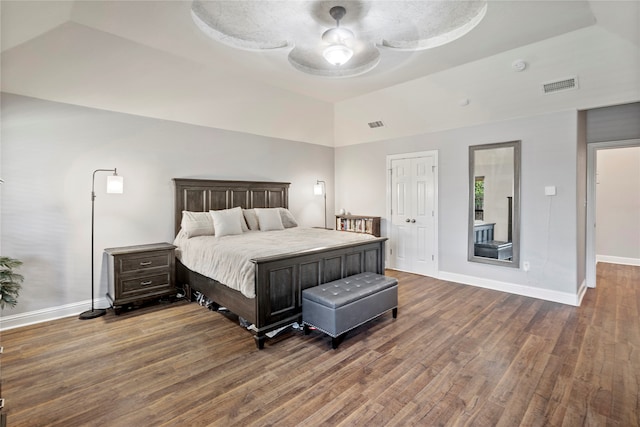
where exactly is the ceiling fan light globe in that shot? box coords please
[322,27,355,44]
[323,44,353,66]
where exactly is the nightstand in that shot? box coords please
[105,242,176,314]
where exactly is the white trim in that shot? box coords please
[577,279,588,306]
[0,297,109,330]
[586,139,640,288]
[596,255,640,266]
[385,150,439,275]
[439,271,584,306]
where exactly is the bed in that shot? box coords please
[473,221,513,260]
[173,179,387,349]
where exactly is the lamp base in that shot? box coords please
[79,308,107,320]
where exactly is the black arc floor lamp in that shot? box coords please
[314,179,327,229]
[79,168,124,320]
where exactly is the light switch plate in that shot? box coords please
[545,186,557,196]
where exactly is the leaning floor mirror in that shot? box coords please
[468,140,521,268]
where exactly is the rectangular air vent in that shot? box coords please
[368,120,384,128]
[542,76,578,94]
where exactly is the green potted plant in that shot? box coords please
[0,256,23,309]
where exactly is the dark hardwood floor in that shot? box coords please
[1,263,638,426]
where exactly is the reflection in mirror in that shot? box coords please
[468,140,520,267]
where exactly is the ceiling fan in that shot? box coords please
[191,1,488,78]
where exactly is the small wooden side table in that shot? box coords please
[105,242,176,314]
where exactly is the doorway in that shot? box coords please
[586,139,640,287]
[386,151,438,277]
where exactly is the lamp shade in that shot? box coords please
[323,44,353,66]
[314,183,324,195]
[107,175,124,194]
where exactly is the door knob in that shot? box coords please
[411,219,416,223]
[405,218,410,222]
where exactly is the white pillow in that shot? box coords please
[209,207,244,237]
[243,209,260,231]
[255,208,285,231]
[279,208,298,228]
[181,211,215,238]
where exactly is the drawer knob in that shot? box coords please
[139,261,152,266]
[140,280,153,286]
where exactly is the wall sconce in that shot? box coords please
[79,168,123,320]
[314,180,327,229]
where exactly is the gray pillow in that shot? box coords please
[279,208,298,228]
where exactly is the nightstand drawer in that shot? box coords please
[122,273,170,292]
[120,253,170,273]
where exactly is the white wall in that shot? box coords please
[596,146,640,264]
[0,93,335,317]
[576,111,588,288]
[334,26,640,147]
[336,110,581,301]
[1,21,335,147]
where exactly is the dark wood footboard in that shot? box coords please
[252,237,386,348]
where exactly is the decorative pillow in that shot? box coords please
[174,227,189,242]
[181,211,215,238]
[239,210,249,232]
[255,208,285,231]
[209,207,244,237]
[243,209,260,231]
[279,208,298,228]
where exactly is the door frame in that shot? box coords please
[386,150,439,276]
[586,138,640,287]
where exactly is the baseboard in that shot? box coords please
[596,255,640,266]
[0,270,592,329]
[438,271,583,306]
[0,297,109,331]
[576,279,588,305]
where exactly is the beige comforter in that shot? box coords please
[174,227,377,298]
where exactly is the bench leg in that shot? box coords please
[332,333,346,350]
[392,307,398,318]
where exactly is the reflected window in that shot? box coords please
[474,176,485,220]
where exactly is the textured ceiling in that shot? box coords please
[1,0,612,103]
[190,1,488,77]
[1,1,638,147]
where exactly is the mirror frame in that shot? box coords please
[468,140,521,268]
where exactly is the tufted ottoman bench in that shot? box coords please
[302,272,398,349]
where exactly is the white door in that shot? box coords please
[389,154,437,276]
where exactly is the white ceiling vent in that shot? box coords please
[368,120,385,128]
[542,76,579,94]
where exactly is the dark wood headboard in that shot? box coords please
[173,179,290,235]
